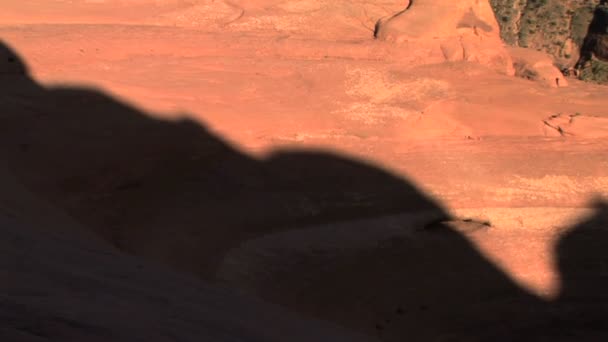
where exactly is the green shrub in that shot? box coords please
[579,59,608,84]
[572,6,595,47]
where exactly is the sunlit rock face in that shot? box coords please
[374,0,514,75]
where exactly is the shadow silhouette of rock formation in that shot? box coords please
[547,200,608,340]
[2,40,608,341]
[0,41,447,278]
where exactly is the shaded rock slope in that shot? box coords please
[0,191,374,342]
[1,1,608,341]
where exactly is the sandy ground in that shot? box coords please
[1,0,608,340]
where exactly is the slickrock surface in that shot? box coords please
[1,1,608,341]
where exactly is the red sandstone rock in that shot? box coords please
[508,46,568,88]
[375,0,514,75]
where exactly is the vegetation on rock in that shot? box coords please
[490,0,608,83]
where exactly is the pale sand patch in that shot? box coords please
[344,67,451,103]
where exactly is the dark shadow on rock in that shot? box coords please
[2,40,608,341]
[0,40,447,278]
[545,200,608,341]
[575,2,608,70]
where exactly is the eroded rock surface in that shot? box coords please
[509,46,568,87]
[375,0,514,75]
